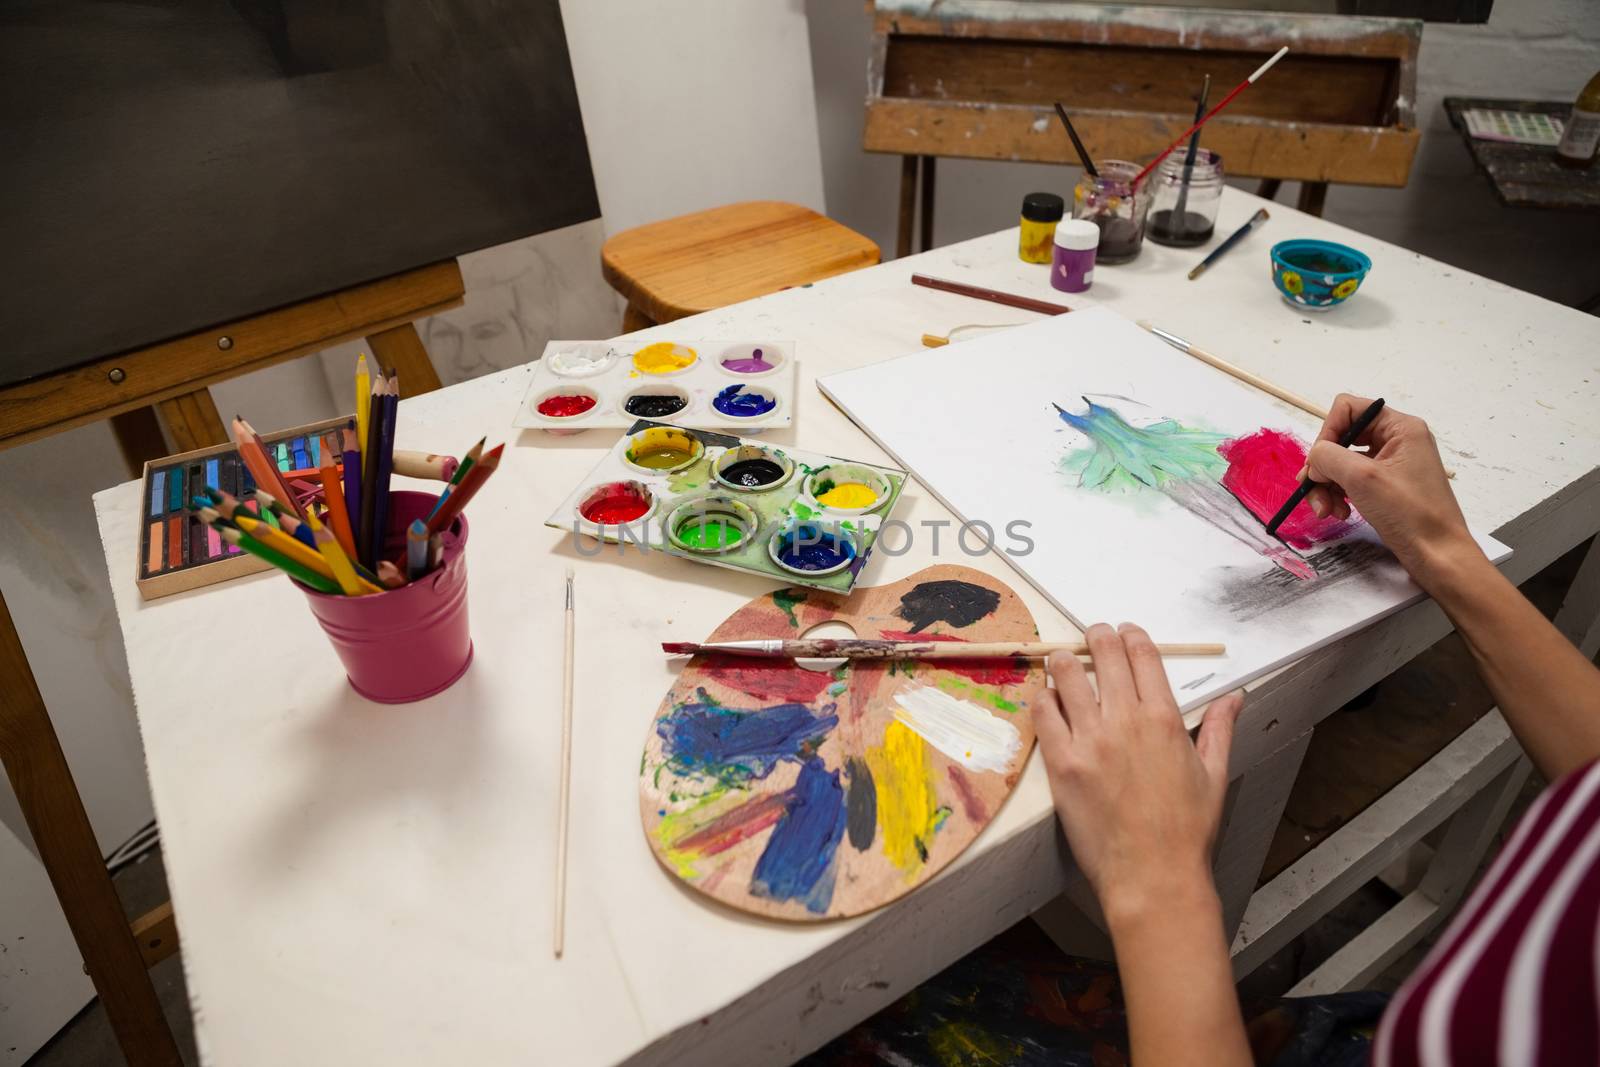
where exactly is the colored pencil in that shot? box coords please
[424,443,502,535]
[427,533,443,571]
[1138,321,1326,419]
[232,513,338,581]
[662,639,1227,659]
[341,423,362,554]
[1132,46,1289,188]
[355,352,371,465]
[233,416,302,516]
[255,490,317,549]
[359,375,386,569]
[318,462,359,559]
[406,519,428,580]
[221,528,342,594]
[1265,398,1385,537]
[911,274,1072,317]
[392,451,460,482]
[306,512,381,596]
[231,418,289,516]
[376,561,406,589]
[1051,101,1098,178]
[370,374,399,569]
[554,568,575,959]
[427,437,484,520]
[1186,208,1271,280]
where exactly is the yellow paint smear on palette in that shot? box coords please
[632,342,697,375]
[816,481,878,509]
[865,720,944,879]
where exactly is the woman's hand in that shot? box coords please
[1300,394,1479,587]
[1030,622,1242,924]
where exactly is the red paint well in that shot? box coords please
[1218,428,1358,549]
[579,483,650,524]
[537,393,598,418]
[702,655,835,704]
[880,630,1028,686]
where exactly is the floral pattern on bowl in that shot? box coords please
[1270,239,1371,312]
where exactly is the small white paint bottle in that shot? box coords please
[1051,219,1099,294]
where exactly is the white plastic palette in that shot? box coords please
[512,339,798,433]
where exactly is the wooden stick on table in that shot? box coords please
[554,568,576,959]
[911,274,1073,317]
[663,639,1226,659]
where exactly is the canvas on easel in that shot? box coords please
[818,308,1511,718]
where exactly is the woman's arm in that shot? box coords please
[1031,625,1251,1066]
[1304,395,1600,781]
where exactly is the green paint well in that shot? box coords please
[676,517,746,551]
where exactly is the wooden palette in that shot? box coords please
[639,564,1044,921]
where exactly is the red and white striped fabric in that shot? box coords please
[1374,758,1600,1066]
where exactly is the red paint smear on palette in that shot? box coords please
[701,654,835,704]
[579,483,651,524]
[1218,428,1358,549]
[672,793,789,855]
[537,393,597,418]
[879,630,1028,686]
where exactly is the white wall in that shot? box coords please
[806,0,1600,306]
[1,3,824,1058]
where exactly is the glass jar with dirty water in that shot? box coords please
[1071,160,1149,265]
[1146,149,1224,248]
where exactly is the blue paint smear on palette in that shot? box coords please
[657,688,838,785]
[751,757,847,913]
[711,384,776,418]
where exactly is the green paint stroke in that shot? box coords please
[1055,398,1226,492]
[938,676,1021,713]
[773,588,807,627]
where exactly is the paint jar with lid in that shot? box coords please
[1018,192,1065,264]
[1147,149,1224,248]
[1051,219,1100,294]
[1071,160,1149,265]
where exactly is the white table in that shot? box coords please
[95,191,1600,1065]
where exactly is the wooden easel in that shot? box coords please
[0,261,463,1063]
[864,2,1422,256]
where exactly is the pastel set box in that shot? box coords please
[137,415,350,600]
[512,338,798,433]
[545,420,908,592]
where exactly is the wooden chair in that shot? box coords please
[0,263,462,1064]
[600,201,880,332]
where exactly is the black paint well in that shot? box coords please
[624,393,688,418]
[720,458,785,487]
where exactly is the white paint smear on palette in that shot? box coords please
[892,685,1022,773]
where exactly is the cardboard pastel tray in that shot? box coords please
[545,420,908,593]
[512,339,798,433]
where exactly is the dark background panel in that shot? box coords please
[0,0,599,388]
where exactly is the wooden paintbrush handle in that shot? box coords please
[704,640,1225,659]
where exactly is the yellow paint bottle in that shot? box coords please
[1018,192,1065,264]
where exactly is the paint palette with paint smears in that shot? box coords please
[511,339,798,434]
[545,420,908,593]
[639,565,1044,921]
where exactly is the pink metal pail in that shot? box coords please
[298,490,473,703]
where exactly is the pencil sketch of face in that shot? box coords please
[423,281,526,383]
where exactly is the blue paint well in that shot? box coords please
[657,688,837,785]
[751,757,847,913]
[775,524,856,572]
[711,384,776,418]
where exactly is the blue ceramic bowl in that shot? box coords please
[1270,239,1371,311]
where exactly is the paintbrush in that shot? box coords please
[1264,397,1385,537]
[1138,321,1326,420]
[554,568,576,959]
[912,274,1073,316]
[663,639,1226,659]
[1052,101,1098,178]
[1171,74,1211,241]
[1186,207,1270,280]
[1132,46,1289,188]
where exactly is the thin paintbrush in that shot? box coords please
[554,568,576,959]
[1051,101,1098,178]
[1138,321,1326,420]
[1264,397,1385,538]
[1132,46,1289,188]
[911,274,1073,316]
[663,639,1226,659]
[1186,207,1270,280]
[1171,74,1211,241]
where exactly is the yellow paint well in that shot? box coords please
[816,481,878,509]
[632,342,697,375]
[865,720,942,878]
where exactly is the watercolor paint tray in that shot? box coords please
[135,415,352,600]
[545,419,908,592]
[511,338,798,434]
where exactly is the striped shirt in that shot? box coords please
[1374,758,1600,1066]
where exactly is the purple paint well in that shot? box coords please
[721,347,777,374]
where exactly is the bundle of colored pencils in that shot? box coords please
[190,353,504,596]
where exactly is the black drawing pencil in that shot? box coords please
[1264,398,1385,537]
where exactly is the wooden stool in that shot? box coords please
[601,201,880,331]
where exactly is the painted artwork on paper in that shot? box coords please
[639,565,1044,921]
[814,307,1510,716]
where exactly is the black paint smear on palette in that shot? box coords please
[895,580,1002,633]
[845,757,876,850]
[1215,539,1395,620]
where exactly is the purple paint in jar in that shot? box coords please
[1051,219,1099,293]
